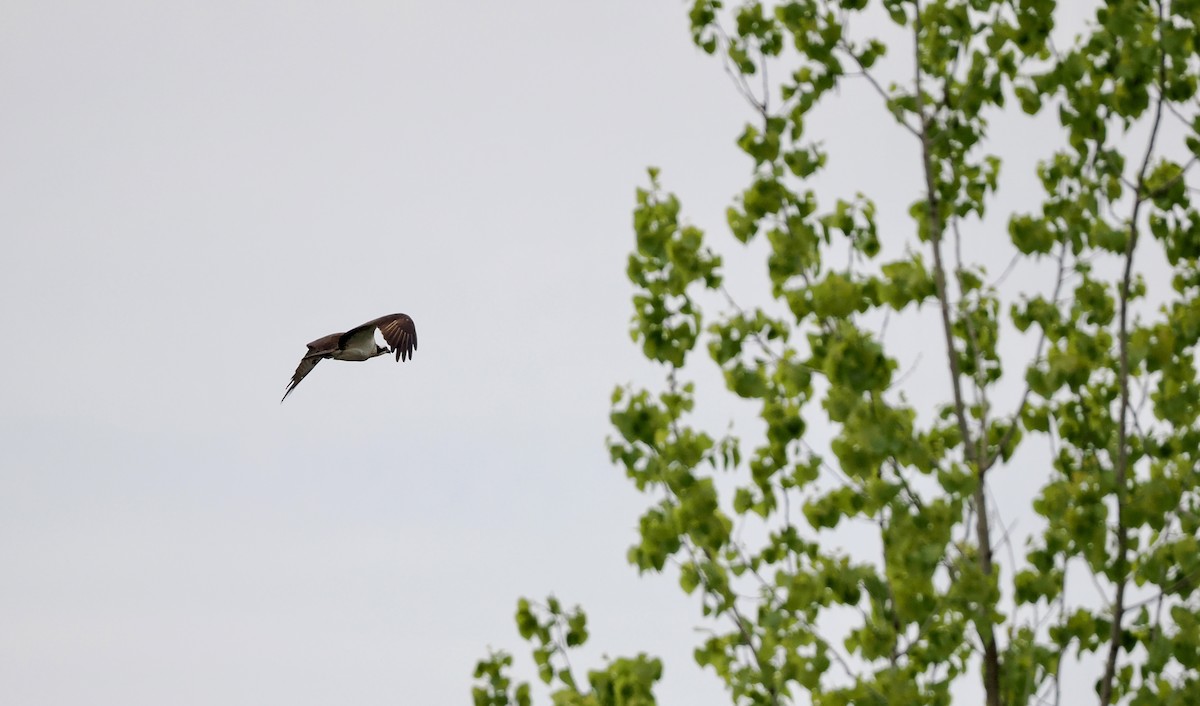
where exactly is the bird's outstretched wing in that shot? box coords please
[282,354,323,403]
[282,334,341,403]
[343,313,418,362]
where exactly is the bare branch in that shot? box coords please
[715,23,768,118]
[988,242,1070,470]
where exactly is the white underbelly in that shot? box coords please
[335,335,378,361]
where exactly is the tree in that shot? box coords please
[474,1,1200,704]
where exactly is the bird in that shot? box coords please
[282,313,417,402]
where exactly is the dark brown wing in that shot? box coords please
[282,353,324,403]
[346,313,417,362]
[305,332,343,352]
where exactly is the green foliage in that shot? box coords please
[474,598,663,706]
[473,651,532,706]
[479,1,1200,704]
[628,171,723,368]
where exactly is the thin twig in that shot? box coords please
[838,41,922,138]
[989,251,1022,288]
[715,23,768,117]
[891,352,925,388]
[719,285,785,364]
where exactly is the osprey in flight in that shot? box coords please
[282,313,417,402]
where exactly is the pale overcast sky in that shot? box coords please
[1,2,1187,705]
[0,3,758,704]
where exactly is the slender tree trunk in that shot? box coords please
[1100,6,1165,702]
[913,5,1002,703]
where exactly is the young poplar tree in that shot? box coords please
[475,1,1200,704]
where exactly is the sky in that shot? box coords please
[1,1,1190,705]
[0,3,760,704]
